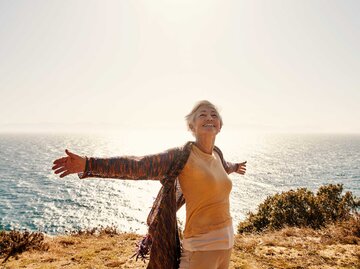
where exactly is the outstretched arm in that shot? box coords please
[225,161,247,175]
[213,146,247,175]
[52,148,177,180]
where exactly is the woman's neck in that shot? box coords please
[194,136,215,154]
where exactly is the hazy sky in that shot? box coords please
[1,0,359,133]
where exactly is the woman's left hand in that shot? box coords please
[236,161,247,175]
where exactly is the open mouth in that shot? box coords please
[203,124,215,127]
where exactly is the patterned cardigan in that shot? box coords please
[80,141,239,269]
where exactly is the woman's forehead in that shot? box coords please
[196,105,217,113]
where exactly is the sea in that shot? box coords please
[0,131,359,235]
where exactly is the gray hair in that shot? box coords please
[185,100,223,132]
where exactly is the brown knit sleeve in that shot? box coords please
[224,161,240,174]
[78,148,177,180]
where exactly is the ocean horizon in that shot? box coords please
[0,131,359,235]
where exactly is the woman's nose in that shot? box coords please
[205,114,213,120]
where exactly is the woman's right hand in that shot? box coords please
[52,149,86,178]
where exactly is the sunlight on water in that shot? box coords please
[0,132,359,235]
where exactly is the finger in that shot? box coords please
[60,171,71,178]
[52,163,63,170]
[53,157,67,165]
[237,162,246,168]
[65,149,77,158]
[54,167,67,174]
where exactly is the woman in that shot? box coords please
[52,100,246,269]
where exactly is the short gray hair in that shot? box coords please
[185,100,223,132]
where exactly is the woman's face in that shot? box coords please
[191,105,221,137]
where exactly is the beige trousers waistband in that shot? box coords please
[179,248,232,269]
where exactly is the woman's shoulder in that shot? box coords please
[213,145,224,156]
[167,141,194,153]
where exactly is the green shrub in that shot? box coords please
[237,184,360,234]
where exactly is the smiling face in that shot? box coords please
[189,105,222,137]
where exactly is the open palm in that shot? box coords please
[52,149,86,178]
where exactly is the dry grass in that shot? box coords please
[1,220,359,269]
[232,221,360,269]
[2,232,147,269]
